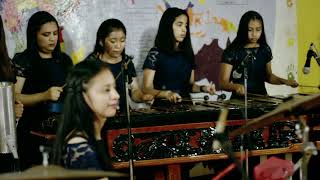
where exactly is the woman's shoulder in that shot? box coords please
[60,52,72,59]
[222,46,240,60]
[12,51,29,63]
[65,130,89,144]
[259,44,272,52]
[147,47,162,54]
[12,51,32,75]
[258,44,273,62]
[84,52,99,62]
[223,44,239,55]
[57,52,71,60]
[145,47,165,60]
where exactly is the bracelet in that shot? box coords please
[200,85,206,92]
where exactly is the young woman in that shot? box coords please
[12,11,73,170]
[85,18,153,112]
[0,15,23,173]
[220,10,298,96]
[143,7,215,103]
[53,60,119,170]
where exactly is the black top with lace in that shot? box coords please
[63,131,112,170]
[143,47,196,97]
[12,52,73,133]
[221,44,273,95]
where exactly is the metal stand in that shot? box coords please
[239,52,255,179]
[293,116,317,180]
[240,64,249,179]
[212,109,246,180]
[121,62,134,180]
[220,52,254,179]
[241,52,255,179]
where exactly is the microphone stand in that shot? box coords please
[214,53,253,179]
[303,43,320,74]
[240,53,254,179]
[241,63,248,179]
[121,61,134,180]
[293,115,317,180]
[212,109,248,180]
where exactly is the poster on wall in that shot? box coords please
[0,0,276,87]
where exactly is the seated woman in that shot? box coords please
[12,11,73,170]
[143,7,215,103]
[53,60,119,170]
[220,10,298,96]
[85,18,153,113]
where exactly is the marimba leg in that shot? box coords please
[167,164,181,180]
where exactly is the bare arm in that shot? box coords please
[265,62,298,87]
[219,63,245,95]
[143,68,181,102]
[15,76,63,106]
[190,70,216,94]
[143,69,170,98]
[190,70,200,92]
[130,77,153,102]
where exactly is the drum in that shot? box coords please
[0,82,17,156]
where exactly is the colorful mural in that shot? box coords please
[0,0,276,89]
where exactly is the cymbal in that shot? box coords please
[229,94,320,138]
[0,165,128,180]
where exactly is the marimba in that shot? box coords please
[104,94,320,180]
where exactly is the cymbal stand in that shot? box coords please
[293,116,317,180]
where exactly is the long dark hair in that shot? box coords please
[24,11,62,59]
[53,60,111,167]
[93,18,127,60]
[155,7,194,62]
[227,10,268,50]
[0,15,14,81]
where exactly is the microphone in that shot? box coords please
[303,43,320,74]
[232,52,255,79]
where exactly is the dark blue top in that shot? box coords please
[143,47,195,97]
[64,142,102,170]
[221,45,272,95]
[13,52,73,133]
[85,53,136,113]
[63,131,112,170]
